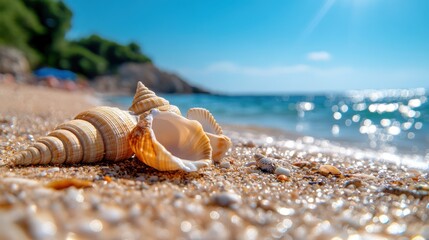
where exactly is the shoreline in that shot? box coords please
[1,83,428,239]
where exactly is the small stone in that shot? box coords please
[149,175,159,183]
[135,176,145,182]
[344,179,363,188]
[103,175,112,182]
[128,204,141,219]
[414,184,429,191]
[211,192,242,208]
[47,167,60,173]
[99,205,125,223]
[242,141,256,148]
[220,161,231,169]
[38,171,47,177]
[244,161,256,167]
[1,177,40,187]
[274,167,290,176]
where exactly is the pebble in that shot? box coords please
[99,205,125,223]
[344,179,363,188]
[135,176,145,182]
[27,212,57,240]
[37,171,47,177]
[254,154,276,173]
[47,167,60,173]
[414,184,429,191]
[211,192,242,208]
[149,175,159,183]
[274,167,290,176]
[0,177,40,187]
[244,161,256,167]
[220,161,231,169]
[128,204,141,219]
[242,141,256,148]
[380,186,429,199]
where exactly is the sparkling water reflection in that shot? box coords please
[107,88,428,155]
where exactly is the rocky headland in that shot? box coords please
[93,62,209,94]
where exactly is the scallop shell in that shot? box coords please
[129,81,181,116]
[187,108,232,162]
[13,106,137,165]
[128,109,212,172]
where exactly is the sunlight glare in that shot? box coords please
[302,0,336,37]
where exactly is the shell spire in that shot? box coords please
[129,82,181,116]
[187,108,232,162]
[13,106,137,165]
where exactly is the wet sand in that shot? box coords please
[0,83,428,240]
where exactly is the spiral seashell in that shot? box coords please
[254,153,277,173]
[187,108,232,162]
[129,109,212,172]
[129,82,181,116]
[13,106,137,165]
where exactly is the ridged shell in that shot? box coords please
[38,136,66,164]
[56,119,104,163]
[129,110,212,172]
[13,106,137,165]
[48,129,82,164]
[75,106,136,161]
[129,81,181,116]
[187,108,232,162]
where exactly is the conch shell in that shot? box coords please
[12,82,232,171]
[128,109,212,172]
[187,108,232,162]
[13,106,137,165]
[129,82,181,116]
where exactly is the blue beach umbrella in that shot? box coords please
[34,67,77,81]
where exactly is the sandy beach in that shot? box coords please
[0,83,428,240]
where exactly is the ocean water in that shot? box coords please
[106,88,429,158]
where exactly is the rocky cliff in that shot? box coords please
[94,63,209,94]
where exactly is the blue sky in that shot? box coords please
[65,0,429,93]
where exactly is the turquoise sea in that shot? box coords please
[106,88,429,158]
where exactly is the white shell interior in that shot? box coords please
[152,111,204,160]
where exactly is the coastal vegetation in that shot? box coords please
[0,0,151,78]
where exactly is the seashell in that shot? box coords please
[254,153,277,173]
[277,174,289,182]
[129,109,212,172]
[187,108,231,162]
[45,178,93,190]
[129,81,181,116]
[13,106,137,165]
[319,164,343,177]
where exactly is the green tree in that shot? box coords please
[58,44,108,78]
[23,0,73,66]
[74,34,151,72]
[0,0,151,78]
[0,0,44,65]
